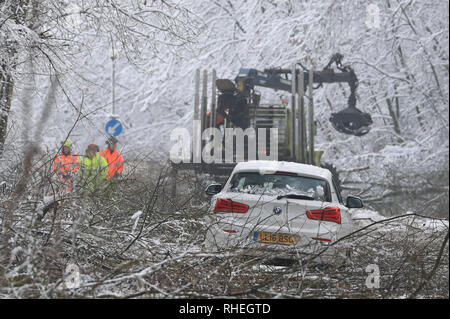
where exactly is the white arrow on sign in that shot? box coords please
[107,121,121,135]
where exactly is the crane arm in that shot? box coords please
[215,54,372,136]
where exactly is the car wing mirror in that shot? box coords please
[205,184,223,195]
[346,196,364,209]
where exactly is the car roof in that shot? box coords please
[233,160,332,181]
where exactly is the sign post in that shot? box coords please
[105,119,123,137]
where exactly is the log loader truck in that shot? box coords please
[171,54,372,191]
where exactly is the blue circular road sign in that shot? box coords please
[105,119,123,136]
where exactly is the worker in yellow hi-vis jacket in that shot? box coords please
[79,143,109,195]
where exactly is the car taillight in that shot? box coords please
[214,198,249,214]
[306,207,341,224]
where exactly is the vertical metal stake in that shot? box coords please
[194,69,200,122]
[211,69,217,129]
[291,64,297,161]
[298,71,305,163]
[201,70,208,135]
[308,69,314,165]
[111,42,117,116]
[193,69,201,163]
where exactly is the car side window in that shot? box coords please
[229,173,244,190]
[332,179,343,204]
[237,176,246,189]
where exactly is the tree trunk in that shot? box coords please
[0,0,27,156]
[0,70,14,155]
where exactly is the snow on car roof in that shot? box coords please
[233,160,332,180]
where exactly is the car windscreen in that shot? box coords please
[228,171,332,202]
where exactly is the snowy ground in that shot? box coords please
[0,166,447,299]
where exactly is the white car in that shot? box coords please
[204,160,363,263]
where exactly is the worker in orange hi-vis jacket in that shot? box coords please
[99,136,123,181]
[52,139,80,192]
